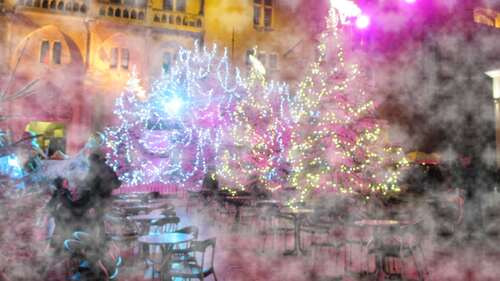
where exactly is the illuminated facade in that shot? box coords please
[0,0,319,154]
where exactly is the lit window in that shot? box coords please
[121,48,129,70]
[110,48,118,68]
[40,40,50,64]
[52,41,61,64]
[175,0,185,12]
[162,52,171,73]
[253,0,272,29]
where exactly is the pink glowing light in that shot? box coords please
[404,0,416,3]
[330,0,362,23]
[355,14,370,29]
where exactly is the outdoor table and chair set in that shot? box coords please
[64,192,218,281]
[190,188,463,281]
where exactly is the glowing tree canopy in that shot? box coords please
[216,63,293,192]
[287,5,407,203]
[105,44,246,187]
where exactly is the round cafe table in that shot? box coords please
[279,207,314,256]
[255,199,281,207]
[121,203,173,215]
[127,213,166,234]
[138,232,193,246]
[113,198,144,206]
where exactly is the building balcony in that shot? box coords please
[14,0,88,15]
[95,1,146,22]
[149,9,203,33]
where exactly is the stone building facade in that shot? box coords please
[0,0,320,154]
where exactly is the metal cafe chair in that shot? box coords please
[146,216,181,278]
[166,238,219,281]
[428,201,461,262]
[255,200,288,253]
[366,220,428,281]
[307,220,346,281]
[104,214,140,262]
[170,226,200,263]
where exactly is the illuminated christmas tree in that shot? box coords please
[216,61,293,192]
[287,4,407,203]
[105,45,246,187]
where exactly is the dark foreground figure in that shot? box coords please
[47,151,121,280]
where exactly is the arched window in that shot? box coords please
[56,1,63,10]
[65,2,71,10]
[79,4,86,13]
[154,15,160,22]
[49,0,55,9]
[130,10,136,19]
[162,51,171,73]
[161,14,166,23]
[138,11,144,20]
[169,15,174,24]
[41,0,48,8]
[40,41,50,64]
[115,8,121,17]
[72,2,78,11]
[110,48,118,68]
[52,41,62,64]
[99,7,105,15]
[121,48,129,70]
[182,17,188,26]
[107,7,113,16]
[123,9,129,17]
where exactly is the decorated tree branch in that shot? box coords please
[104,44,246,188]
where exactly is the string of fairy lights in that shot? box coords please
[286,6,408,204]
[104,44,247,187]
[215,68,292,192]
[104,2,408,202]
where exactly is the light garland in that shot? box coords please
[104,4,408,200]
[104,44,247,188]
[215,66,293,192]
[286,3,408,205]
